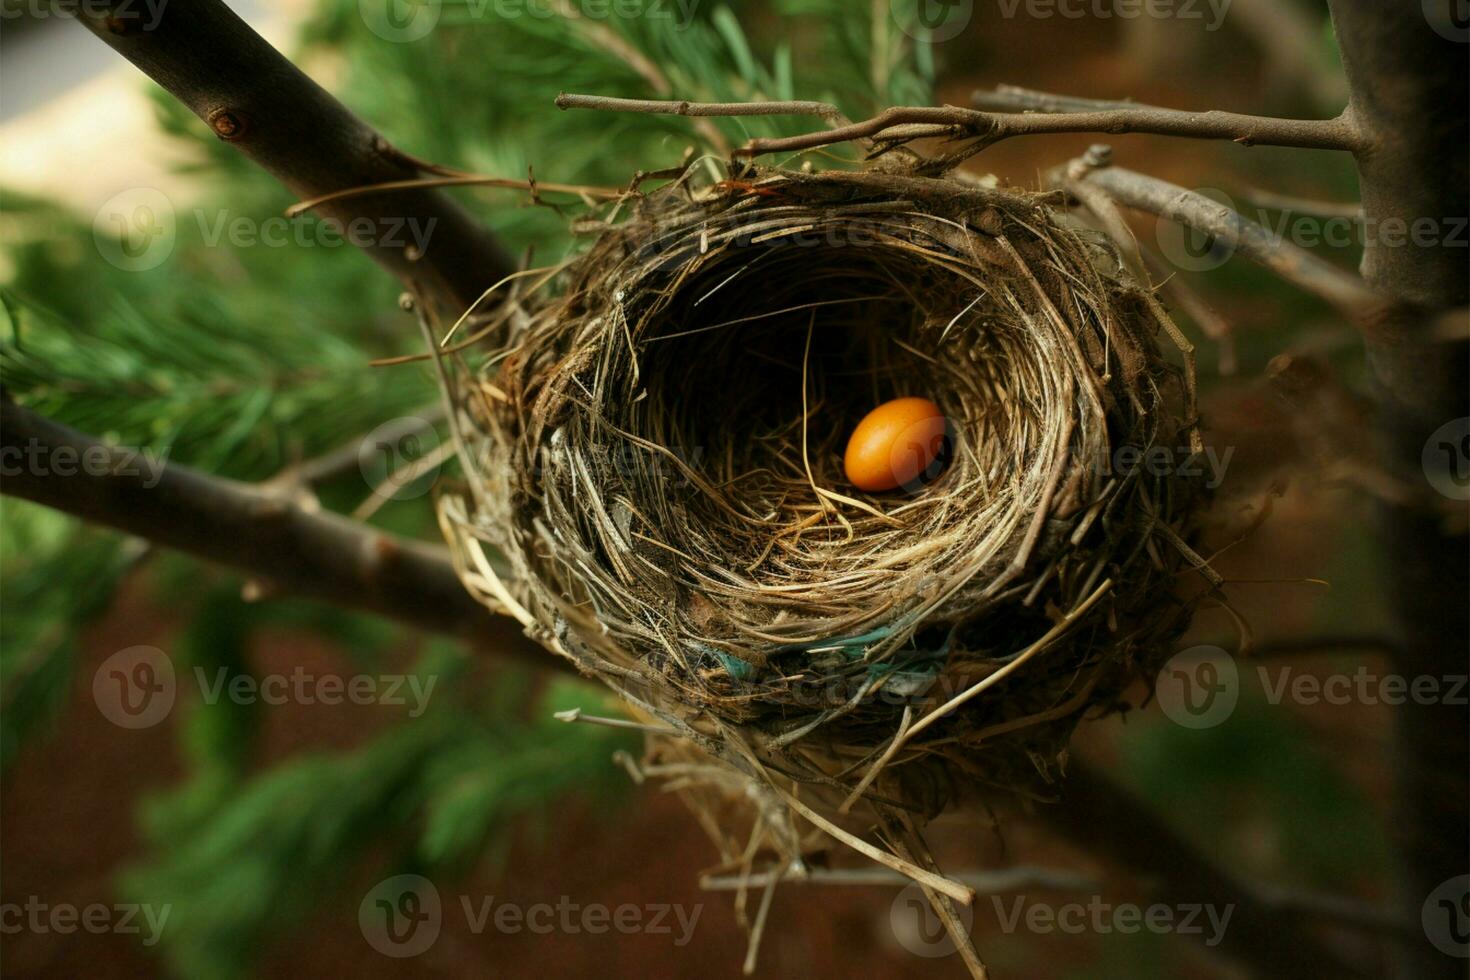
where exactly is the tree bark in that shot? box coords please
[79,0,516,315]
[1,399,547,668]
[1328,3,1470,977]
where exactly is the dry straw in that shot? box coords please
[432,159,1206,969]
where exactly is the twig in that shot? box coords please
[268,405,447,491]
[1061,158,1386,320]
[775,788,974,905]
[971,84,1147,114]
[556,93,843,124]
[700,865,1097,893]
[1261,885,1418,941]
[551,0,733,156]
[1242,187,1363,220]
[76,0,515,313]
[1041,761,1374,979]
[0,398,547,667]
[553,707,681,736]
[1138,246,1237,375]
[736,102,1364,158]
[349,438,458,523]
[1059,156,1237,373]
[1242,633,1401,661]
[285,174,625,218]
[896,578,1114,749]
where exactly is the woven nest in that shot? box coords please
[437,163,1204,891]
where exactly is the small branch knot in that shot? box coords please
[208,109,246,141]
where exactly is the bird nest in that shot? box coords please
[434,162,1205,913]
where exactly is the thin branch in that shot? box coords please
[1060,158,1386,320]
[747,103,1361,158]
[1243,186,1363,220]
[0,398,547,667]
[1245,633,1401,661]
[556,92,843,123]
[1261,886,1418,941]
[701,865,1097,893]
[268,404,446,490]
[1040,761,1374,979]
[283,174,624,219]
[972,84,1146,114]
[1059,159,1236,372]
[77,0,514,314]
[551,0,733,156]
[559,90,1364,160]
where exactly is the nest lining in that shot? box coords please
[439,165,1202,824]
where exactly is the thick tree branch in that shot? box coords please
[0,398,547,668]
[79,0,515,314]
[1327,4,1470,979]
[1040,761,1374,980]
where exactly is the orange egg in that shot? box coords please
[843,397,947,493]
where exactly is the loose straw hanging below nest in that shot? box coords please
[434,162,1207,969]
